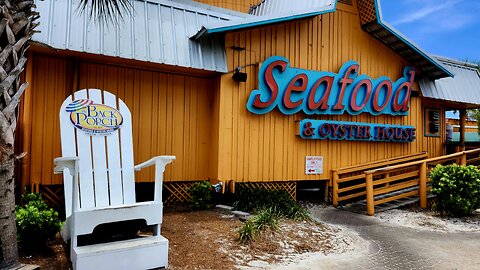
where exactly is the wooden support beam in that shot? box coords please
[366,173,374,216]
[419,162,427,208]
[332,172,339,207]
[459,109,466,152]
[461,152,467,166]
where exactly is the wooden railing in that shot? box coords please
[332,152,428,207]
[364,148,480,216]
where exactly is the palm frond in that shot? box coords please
[78,0,132,25]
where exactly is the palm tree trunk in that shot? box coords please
[0,0,37,268]
[0,155,17,269]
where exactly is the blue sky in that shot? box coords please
[379,0,480,63]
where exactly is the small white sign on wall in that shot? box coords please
[305,156,323,175]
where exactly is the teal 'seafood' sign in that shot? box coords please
[245,56,417,143]
[246,56,416,116]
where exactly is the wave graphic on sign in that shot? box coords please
[66,99,93,112]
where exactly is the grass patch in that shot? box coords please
[238,207,279,244]
[232,186,310,220]
[234,187,310,244]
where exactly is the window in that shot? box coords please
[425,108,441,137]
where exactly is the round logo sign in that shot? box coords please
[67,99,123,135]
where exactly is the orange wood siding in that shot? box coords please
[21,54,217,186]
[446,118,478,133]
[213,2,446,183]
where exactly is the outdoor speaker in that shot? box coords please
[233,70,248,82]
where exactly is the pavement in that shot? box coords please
[287,207,480,270]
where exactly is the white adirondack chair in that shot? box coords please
[54,89,174,270]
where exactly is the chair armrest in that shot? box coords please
[135,156,176,171]
[54,157,80,219]
[54,157,79,177]
[135,156,175,202]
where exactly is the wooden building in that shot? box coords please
[17,0,480,205]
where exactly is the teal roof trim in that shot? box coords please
[206,8,337,34]
[192,1,337,39]
[374,0,454,78]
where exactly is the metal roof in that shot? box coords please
[192,0,336,39]
[249,0,335,16]
[33,0,246,73]
[419,57,480,107]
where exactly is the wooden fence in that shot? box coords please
[364,148,480,215]
[332,152,428,206]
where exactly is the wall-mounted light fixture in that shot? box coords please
[232,66,248,82]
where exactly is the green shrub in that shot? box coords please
[238,207,279,244]
[187,181,214,210]
[16,192,62,249]
[429,164,480,216]
[252,207,279,231]
[286,204,310,221]
[238,219,256,244]
[232,186,310,220]
[234,187,310,244]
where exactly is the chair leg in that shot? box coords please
[153,224,161,236]
[71,236,77,256]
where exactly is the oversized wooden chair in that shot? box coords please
[54,89,174,270]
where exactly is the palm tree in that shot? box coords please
[0,1,129,268]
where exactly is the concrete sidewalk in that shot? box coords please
[287,207,480,270]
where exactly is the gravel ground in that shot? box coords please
[300,205,480,270]
[375,208,480,232]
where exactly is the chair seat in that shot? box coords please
[72,235,168,270]
[62,201,163,240]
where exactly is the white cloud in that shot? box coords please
[416,14,474,35]
[391,0,460,25]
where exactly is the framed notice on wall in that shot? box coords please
[305,156,323,175]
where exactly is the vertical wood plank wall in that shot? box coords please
[213,1,445,182]
[21,54,217,187]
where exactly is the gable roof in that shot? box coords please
[194,0,453,79]
[33,0,246,73]
[192,0,336,39]
[419,57,480,107]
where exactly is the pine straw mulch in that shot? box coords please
[19,207,342,270]
[19,238,70,269]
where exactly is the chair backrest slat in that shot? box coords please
[119,99,136,204]
[59,89,136,213]
[103,92,124,206]
[88,89,110,208]
[73,90,96,209]
[59,96,77,218]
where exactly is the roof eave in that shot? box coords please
[434,55,480,69]
[194,2,337,38]
[192,26,209,40]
